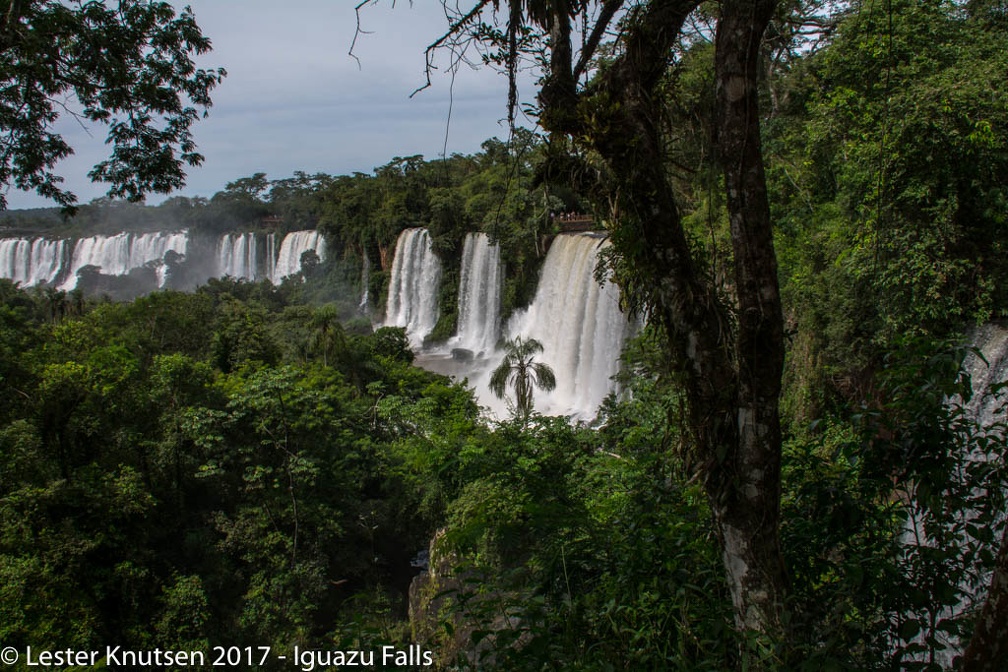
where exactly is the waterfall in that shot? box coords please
[265,233,277,283]
[505,233,632,418]
[359,253,371,311]
[216,232,260,281]
[451,232,501,354]
[385,228,442,347]
[0,237,66,287]
[272,230,326,283]
[895,322,1008,666]
[960,322,1008,430]
[2,228,331,291]
[59,231,188,290]
[0,226,631,421]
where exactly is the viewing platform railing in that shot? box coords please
[553,214,597,232]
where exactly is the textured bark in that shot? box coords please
[959,524,1008,671]
[534,0,787,645]
[712,0,788,635]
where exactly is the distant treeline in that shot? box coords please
[1,129,580,324]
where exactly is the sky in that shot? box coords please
[5,1,533,210]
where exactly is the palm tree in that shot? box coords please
[489,336,556,423]
[308,304,345,366]
[42,286,69,323]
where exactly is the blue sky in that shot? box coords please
[5,1,533,209]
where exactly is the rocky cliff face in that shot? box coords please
[408,530,534,668]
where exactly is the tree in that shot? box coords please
[960,524,1008,671]
[222,172,270,202]
[299,249,322,282]
[368,0,789,648]
[793,0,1008,340]
[489,336,556,424]
[307,304,345,367]
[0,0,225,210]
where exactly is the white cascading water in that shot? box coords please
[385,228,442,347]
[960,322,1008,430]
[401,231,631,419]
[1,226,630,419]
[59,231,188,290]
[0,237,66,287]
[897,322,1008,666]
[504,233,633,418]
[359,253,371,311]
[264,233,277,283]
[451,232,502,354]
[216,232,260,281]
[1,229,331,290]
[271,230,326,284]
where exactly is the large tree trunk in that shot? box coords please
[959,524,1008,671]
[711,0,789,636]
[537,0,788,643]
[527,0,788,655]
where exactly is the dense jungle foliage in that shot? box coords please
[2,0,1008,669]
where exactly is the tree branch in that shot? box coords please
[572,0,625,82]
[412,1,494,98]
